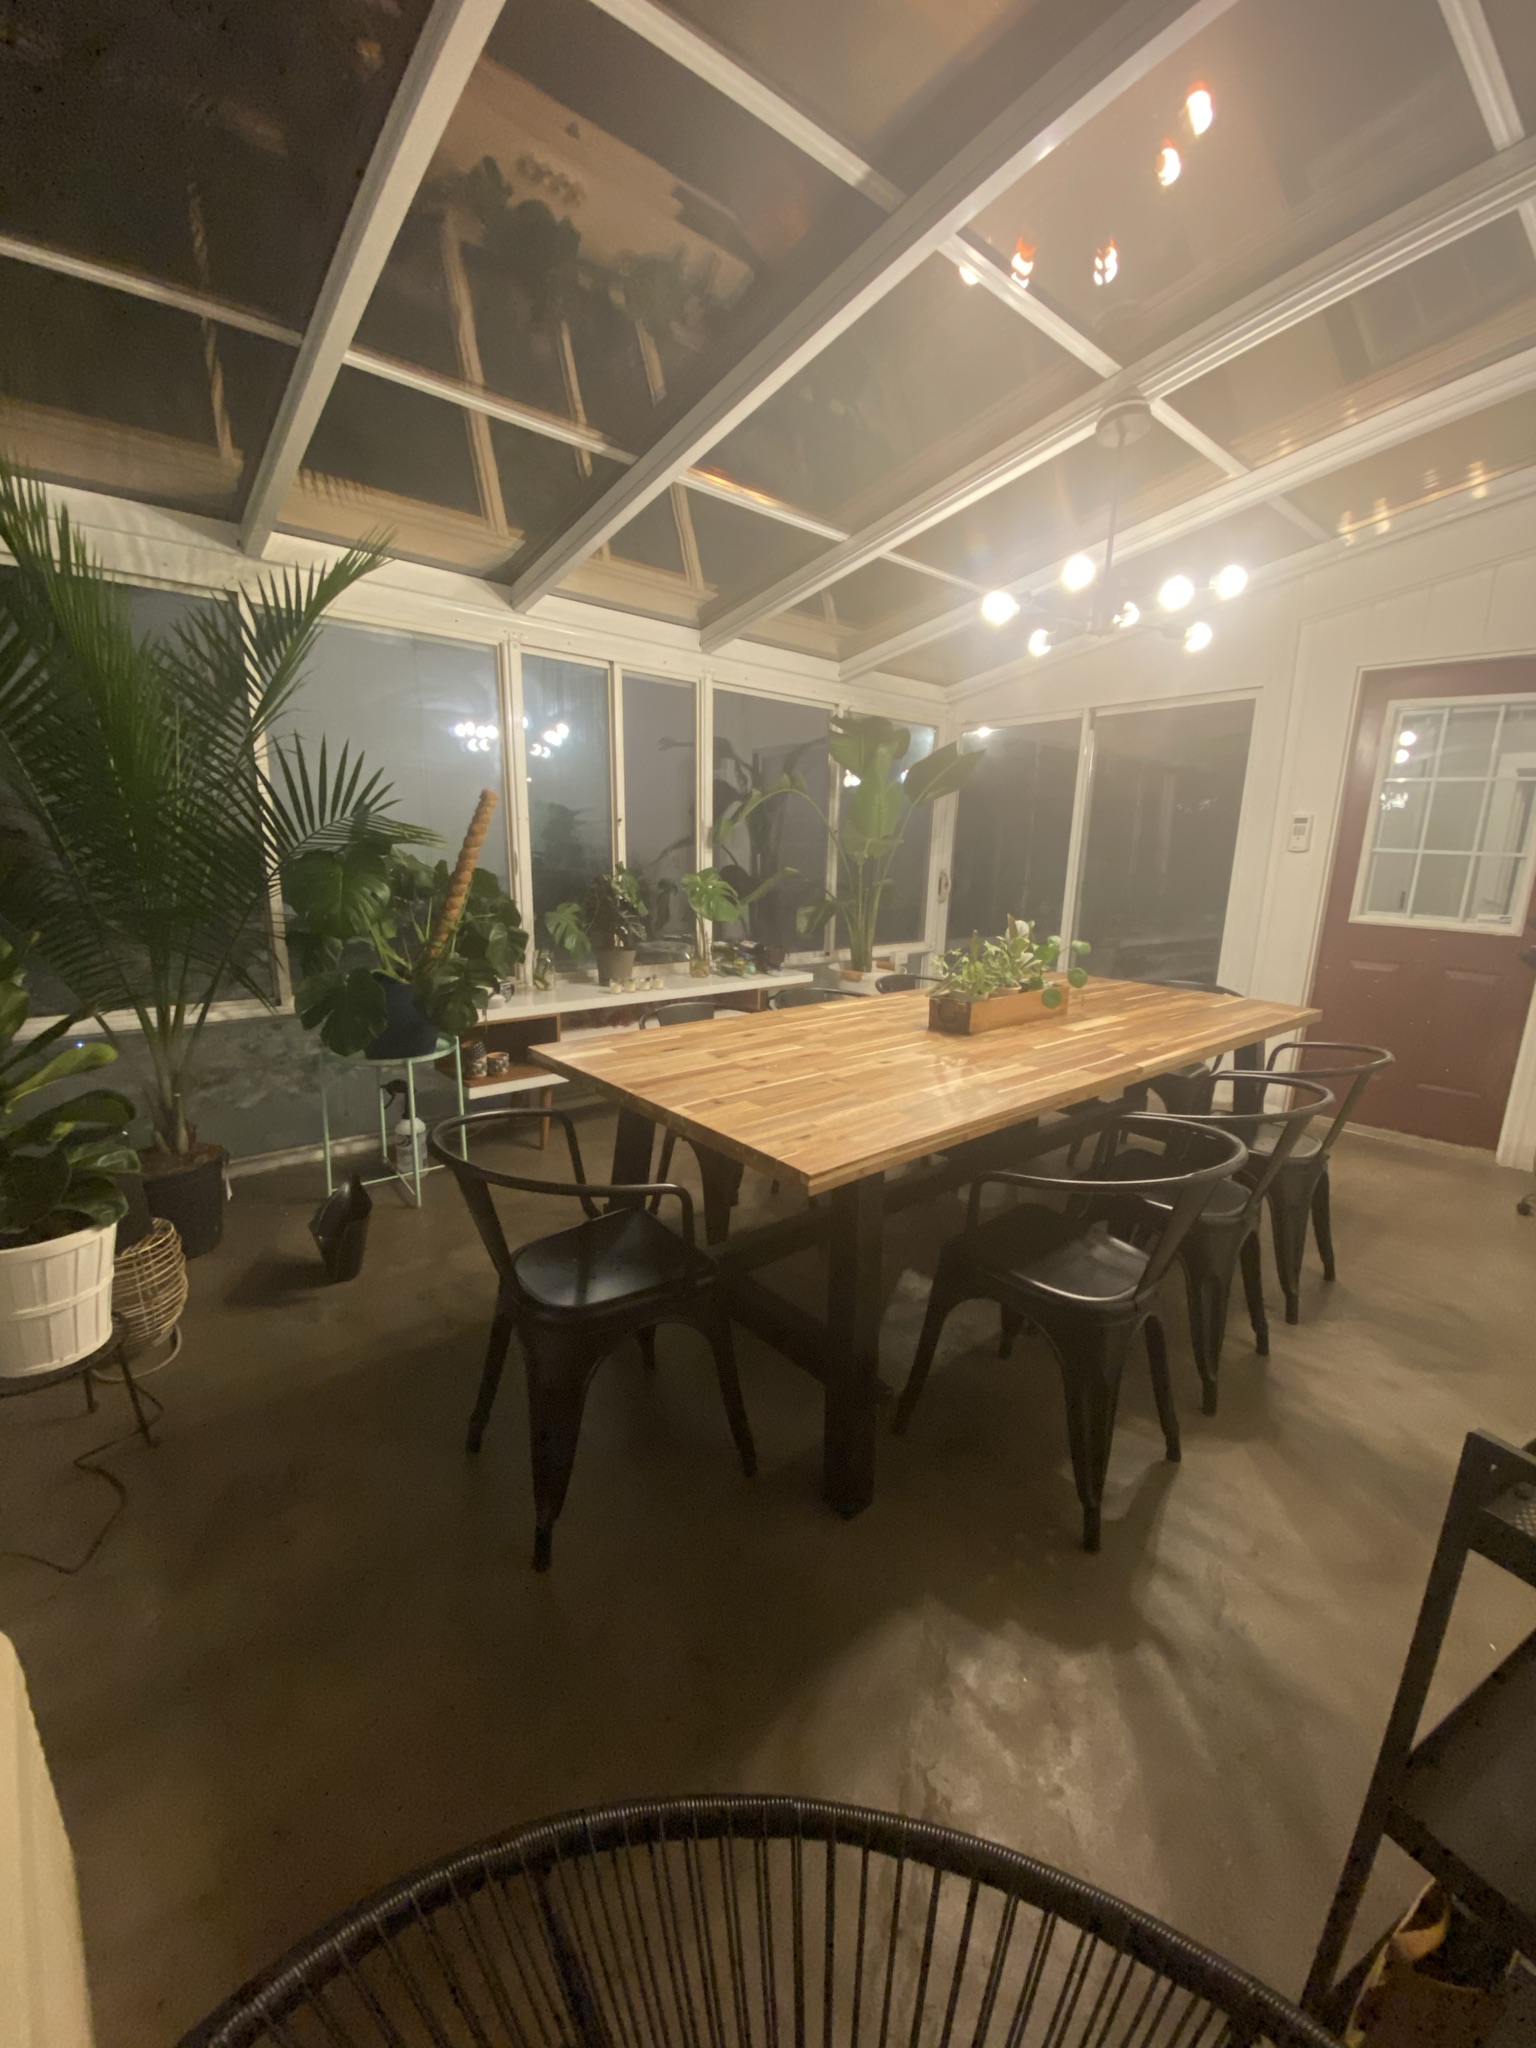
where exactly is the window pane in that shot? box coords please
[1438,705,1501,778]
[1364,851,1416,916]
[1423,782,1486,853]
[712,690,829,955]
[1484,0,1536,128]
[1390,712,1441,778]
[1410,853,1471,920]
[1375,782,1427,851]
[1076,701,1254,984]
[948,720,1081,943]
[524,655,613,948]
[874,725,936,945]
[278,622,508,885]
[622,674,695,942]
[1469,855,1522,922]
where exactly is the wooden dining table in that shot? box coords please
[533,980,1319,1518]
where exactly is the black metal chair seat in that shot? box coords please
[1243,1122,1323,1165]
[511,1205,712,1312]
[961,1205,1150,1302]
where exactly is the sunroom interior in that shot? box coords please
[3,2,1536,2045]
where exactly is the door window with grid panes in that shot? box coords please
[1353,698,1536,929]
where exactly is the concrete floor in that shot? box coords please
[2,1114,1534,2044]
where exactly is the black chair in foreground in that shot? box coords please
[1256,1040,1394,1321]
[178,1793,1333,2048]
[895,1114,1247,1550]
[428,1108,755,1570]
[769,984,847,1008]
[1096,1071,1335,1414]
[874,972,935,992]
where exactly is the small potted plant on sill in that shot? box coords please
[928,919,1092,1036]
[546,868,648,986]
[0,938,139,1377]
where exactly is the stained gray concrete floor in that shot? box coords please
[2,1114,1534,2044]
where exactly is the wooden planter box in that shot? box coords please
[927,981,1076,1036]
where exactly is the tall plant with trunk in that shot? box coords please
[0,466,417,1163]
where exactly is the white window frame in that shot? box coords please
[1348,691,1536,935]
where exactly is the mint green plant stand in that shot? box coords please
[318,1038,466,1208]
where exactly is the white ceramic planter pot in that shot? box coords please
[0,1222,118,1377]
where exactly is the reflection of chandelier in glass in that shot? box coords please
[979,397,1249,661]
[452,719,499,755]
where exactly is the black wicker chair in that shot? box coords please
[177,1794,1334,2048]
[428,1109,755,1569]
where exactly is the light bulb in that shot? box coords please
[1010,239,1035,287]
[554,721,569,740]
[957,263,981,286]
[541,728,560,745]
[1156,144,1181,187]
[1116,600,1140,630]
[1186,86,1213,136]
[1212,562,1248,600]
[1399,728,1418,747]
[1158,574,1194,612]
[1184,620,1214,653]
[970,726,993,739]
[1060,552,1097,593]
[1393,748,1411,765]
[980,589,1020,626]
[1027,628,1052,658]
[1093,240,1119,287]
[842,770,861,788]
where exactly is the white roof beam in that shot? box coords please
[700,132,1536,649]
[841,339,1536,678]
[239,0,504,556]
[499,0,1244,611]
[1436,0,1536,257]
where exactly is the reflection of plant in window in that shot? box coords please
[711,734,814,924]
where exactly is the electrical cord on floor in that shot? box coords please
[1,1382,164,1576]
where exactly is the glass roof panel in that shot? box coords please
[354,0,873,450]
[0,1,431,326]
[903,417,1221,586]
[1174,219,1536,467]
[706,255,1097,532]
[686,488,830,595]
[1483,0,1536,129]
[750,558,958,660]
[1289,390,1536,541]
[1107,503,1313,609]
[609,491,690,578]
[966,0,1491,365]
[0,258,291,519]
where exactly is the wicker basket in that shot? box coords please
[112,1217,188,1353]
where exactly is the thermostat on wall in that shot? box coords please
[1287,812,1314,853]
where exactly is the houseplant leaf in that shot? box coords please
[901,741,981,807]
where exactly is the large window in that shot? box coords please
[712,689,830,955]
[948,720,1082,945]
[874,723,937,945]
[621,673,696,942]
[523,654,613,946]
[281,621,508,881]
[1077,700,1255,984]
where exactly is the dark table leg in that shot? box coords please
[609,1109,655,1207]
[696,1147,744,1245]
[822,1173,885,1517]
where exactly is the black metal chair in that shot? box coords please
[1143,980,1264,1116]
[768,984,847,1007]
[874,972,935,992]
[1095,1072,1335,1415]
[896,1114,1247,1550]
[1254,1040,1394,1322]
[428,1109,755,1571]
[177,1793,1334,2048]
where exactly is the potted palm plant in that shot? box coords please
[0,937,138,1375]
[546,869,648,984]
[791,716,979,973]
[0,464,411,1255]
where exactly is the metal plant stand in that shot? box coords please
[178,1794,1332,2048]
[318,1038,465,1207]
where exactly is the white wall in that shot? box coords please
[954,479,1536,1162]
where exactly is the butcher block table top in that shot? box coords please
[533,979,1319,1195]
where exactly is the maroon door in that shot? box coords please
[1310,661,1536,1148]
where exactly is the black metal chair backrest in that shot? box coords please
[1264,1040,1393,1153]
[1167,1071,1335,1221]
[973,1113,1248,1297]
[177,1793,1334,2048]
[874,973,934,992]
[769,985,846,1008]
[641,1001,718,1026]
[427,1109,698,1278]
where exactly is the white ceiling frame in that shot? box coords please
[0,232,306,346]
[585,0,1309,614]
[1436,0,1536,258]
[841,339,1536,679]
[239,0,505,555]
[711,132,1536,658]
[500,0,1244,611]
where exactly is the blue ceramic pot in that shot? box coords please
[366,975,439,1059]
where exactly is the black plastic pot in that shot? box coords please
[365,975,438,1059]
[143,1147,228,1259]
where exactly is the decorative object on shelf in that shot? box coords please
[287,789,526,1057]
[0,463,406,1256]
[928,919,1090,1035]
[0,937,138,1376]
[975,397,1249,661]
[112,1216,189,1353]
[791,716,978,973]
[532,949,554,991]
[546,868,647,984]
[307,1176,371,1285]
